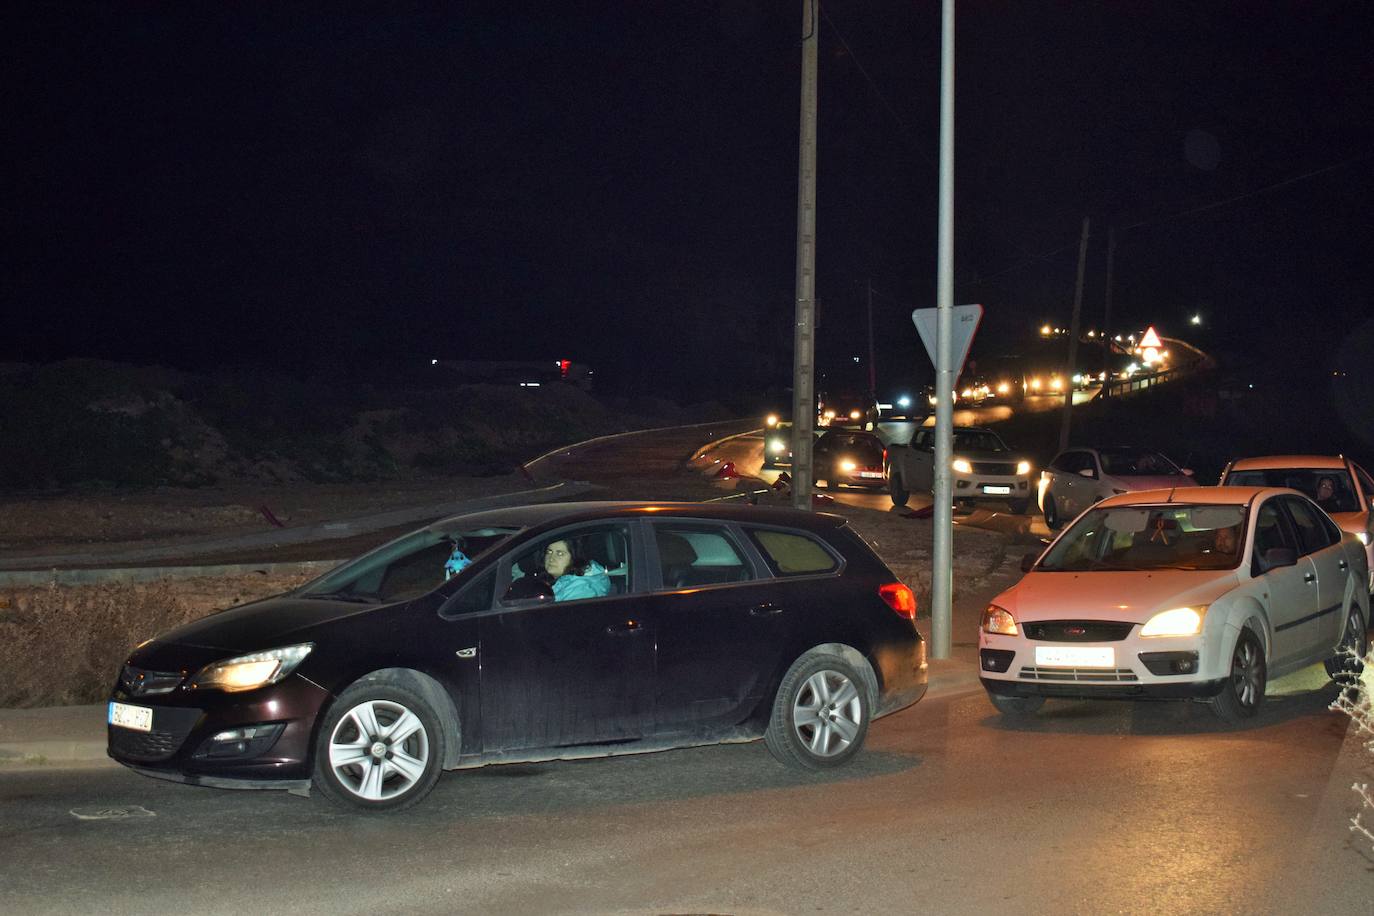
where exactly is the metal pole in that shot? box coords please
[931,0,955,659]
[790,0,819,510]
[867,279,876,402]
[1058,216,1091,452]
[1100,226,1116,390]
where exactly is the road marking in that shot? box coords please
[70,805,156,820]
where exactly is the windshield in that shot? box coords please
[1098,448,1181,476]
[1224,468,1360,514]
[1039,504,1246,572]
[298,524,520,603]
[953,431,1008,453]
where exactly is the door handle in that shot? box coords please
[749,603,784,617]
[605,619,644,636]
[1339,560,1348,570]
[1303,572,1316,584]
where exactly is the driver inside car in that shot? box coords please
[543,539,611,601]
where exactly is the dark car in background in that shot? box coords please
[107,502,927,811]
[761,419,822,470]
[814,429,888,490]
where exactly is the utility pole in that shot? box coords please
[790,0,819,510]
[866,279,876,402]
[931,0,956,659]
[1100,226,1116,392]
[1058,216,1091,452]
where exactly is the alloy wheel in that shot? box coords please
[1229,636,1264,709]
[791,669,863,758]
[328,699,431,802]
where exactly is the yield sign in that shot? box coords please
[912,305,984,377]
[1139,326,1162,349]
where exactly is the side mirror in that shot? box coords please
[1077,467,1095,479]
[1020,551,1041,572]
[1259,547,1297,572]
[1181,468,1196,477]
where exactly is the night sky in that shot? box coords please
[5,1,1372,399]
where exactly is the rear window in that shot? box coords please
[1224,468,1360,514]
[747,528,839,576]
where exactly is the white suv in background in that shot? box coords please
[1221,454,1374,594]
[1039,446,1197,530]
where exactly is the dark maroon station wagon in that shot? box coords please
[108,502,926,811]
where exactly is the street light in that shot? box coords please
[1190,314,1203,326]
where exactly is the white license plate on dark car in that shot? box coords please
[109,701,152,732]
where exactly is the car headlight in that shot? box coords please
[840,459,857,472]
[952,458,972,474]
[765,413,779,427]
[1357,531,1370,546]
[850,410,861,420]
[189,643,314,692]
[1016,460,1032,476]
[768,438,786,453]
[982,605,1019,636]
[1140,607,1205,638]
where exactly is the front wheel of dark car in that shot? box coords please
[313,680,446,812]
[987,692,1045,717]
[889,473,909,507]
[765,652,870,770]
[1324,606,1368,686]
[1210,628,1267,724]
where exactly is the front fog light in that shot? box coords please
[190,643,314,692]
[1140,607,1205,638]
[982,605,1019,636]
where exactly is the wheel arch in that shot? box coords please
[1214,598,1272,668]
[803,642,880,711]
[312,667,464,771]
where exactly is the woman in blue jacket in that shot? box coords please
[543,538,611,601]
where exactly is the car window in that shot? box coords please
[746,528,840,576]
[653,523,755,589]
[502,522,634,603]
[1252,500,1296,557]
[1038,503,1245,572]
[1050,451,1080,473]
[1097,448,1180,476]
[1283,497,1336,554]
[441,568,496,618]
[1223,467,1360,513]
[1054,451,1093,476]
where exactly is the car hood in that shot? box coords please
[957,449,1023,463]
[1329,511,1370,537]
[1106,474,1200,490]
[134,594,379,664]
[994,570,1239,624]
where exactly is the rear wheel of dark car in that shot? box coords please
[889,472,909,507]
[1210,627,1266,724]
[1042,494,1061,530]
[313,680,446,812]
[987,692,1045,717]
[765,652,870,770]
[1324,607,1368,686]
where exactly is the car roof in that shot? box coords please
[1096,485,1269,509]
[1227,455,1348,471]
[430,500,849,534]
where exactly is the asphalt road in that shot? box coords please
[3,668,1367,916]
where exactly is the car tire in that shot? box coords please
[1008,498,1030,515]
[313,680,446,812]
[764,652,870,770]
[1043,494,1061,530]
[1209,627,1267,724]
[987,692,1045,717]
[1323,606,1368,686]
[825,466,839,491]
[889,473,910,508]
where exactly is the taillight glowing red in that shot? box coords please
[879,582,917,620]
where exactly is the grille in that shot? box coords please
[120,665,184,697]
[971,461,1017,475]
[1019,666,1138,682]
[108,727,185,761]
[1023,620,1135,642]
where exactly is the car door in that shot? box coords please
[478,521,654,752]
[1055,451,1094,516]
[910,429,935,490]
[1250,498,1319,665]
[646,521,786,735]
[1282,496,1348,647]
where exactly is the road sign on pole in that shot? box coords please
[912,304,983,380]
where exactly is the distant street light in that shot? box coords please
[1190,313,1203,326]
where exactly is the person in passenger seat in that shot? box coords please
[543,539,611,601]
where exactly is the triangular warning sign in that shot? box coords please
[912,305,984,378]
[1140,326,1162,349]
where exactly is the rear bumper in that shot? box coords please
[872,635,929,717]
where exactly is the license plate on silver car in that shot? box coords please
[982,485,1011,495]
[1035,646,1114,668]
[109,701,152,732]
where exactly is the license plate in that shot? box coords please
[858,471,883,478]
[109,701,152,733]
[983,485,1012,495]
[1035,646,1114,668]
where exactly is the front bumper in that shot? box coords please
[107,674,330,784]
[952,473,1032,501]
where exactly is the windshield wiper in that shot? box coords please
[300,591,380,604]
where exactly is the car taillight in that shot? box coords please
[879,582,917,620]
